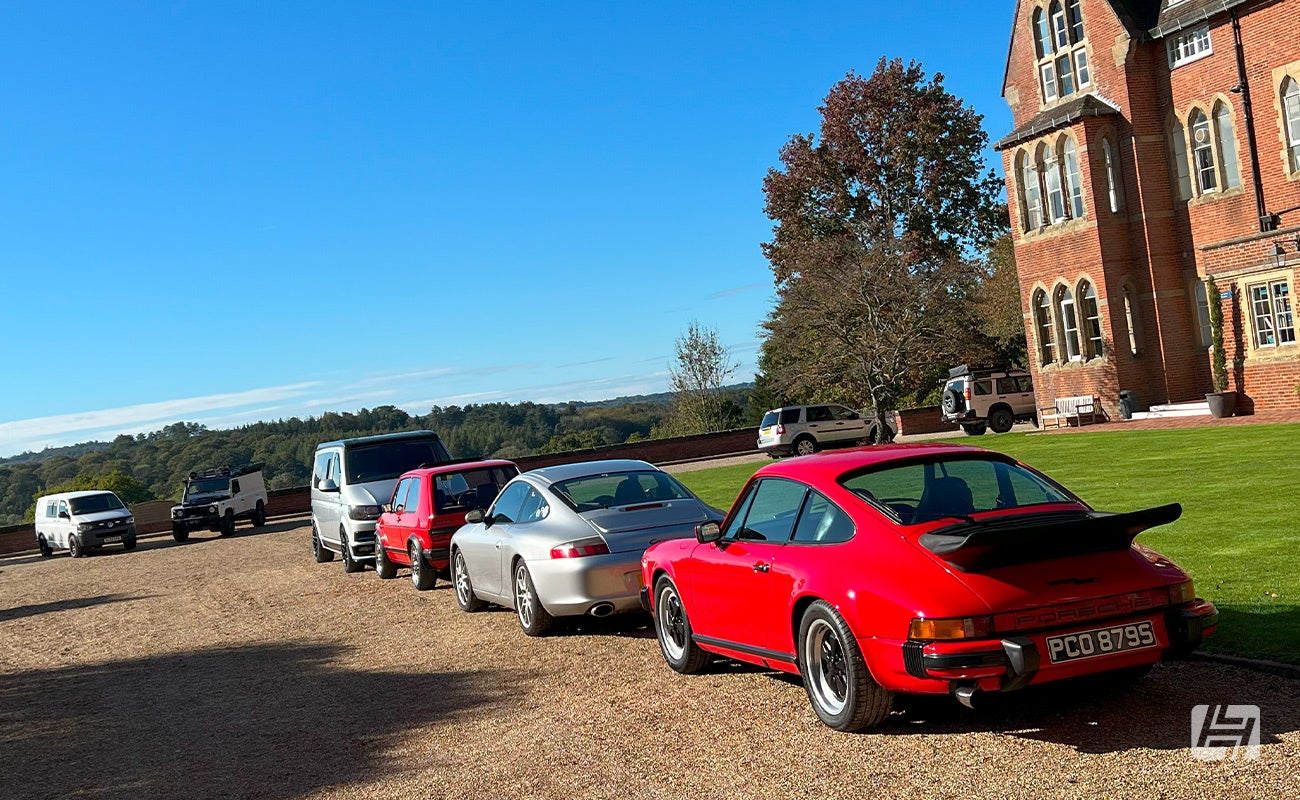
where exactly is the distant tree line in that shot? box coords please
[0,393,754,526]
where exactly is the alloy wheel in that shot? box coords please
[805,618,849,716]
[515,565,534,629]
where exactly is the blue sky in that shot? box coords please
[0,1,1015,457]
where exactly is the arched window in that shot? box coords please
[1062,137,1085,219]
[1034,289,1056,364]
[1042,145,1065,223]
[1079,280,1103,358]
[1055,285,1082,362]
[1213,102,1241,189]
[1033,2,1089,103]
[1192,280,1213,347]
[1190,109,1217,193]
[1282,78,1300,173]
[1017,150,1043,230]
[1170,118,1193,201]
[1123,284,1140,356]
[1102,138,1123,213]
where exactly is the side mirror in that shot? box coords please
[465,509,486,525]
[58,511,70,520]
[382,503,393,514]
[319,478,339,493]
[695,521,722,544]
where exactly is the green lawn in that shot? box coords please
[675,424,1300,665]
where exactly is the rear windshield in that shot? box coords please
[345,438,452,484]
[760,411,780,427]
[839,456,1076,525]
[433,465,520,512]
[68,493,126,515]
[551,470,694,512]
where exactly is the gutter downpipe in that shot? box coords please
[1232,11,1269,231]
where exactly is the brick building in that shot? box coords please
[996,0,1300,416]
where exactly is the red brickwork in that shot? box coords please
[1001,0,1300,415]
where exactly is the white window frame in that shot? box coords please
[1190,110,1218,193]
[1213,102,1241,190]
[1248,280,1296,348]
[1062,138,1085,219]
[1123,285,1140,356]
[1102,138,1122,213]
[1034,289,1056,364]
[1043,147,1066,223]
[1283,78,1300,174]
[1079,281,1103,358]
[1018,150,1043,230]
[1167,26,1212,69]
[1056,286,1082,362]
[1192,280,1212,348]
[1033,1,1090,104]
[1170,119,1193,201]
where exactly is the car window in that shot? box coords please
[58,500,68,516]
[829,405,859,421]
[517,488,550,523]
[996,377,1019,394]
[551,470,692,511]
[721,483,759,540]
[974,381,992,396]
[68,493,125,515]
[343,437,452,484]
[406,477,423,513]
[1016,376,1034,393]
[391,478,412,512]
[45,501,56,518]
[780,408,801,424]
[231,479,241,495]
[792,491,855,544]
[434,465,518,512]
[805,406,833,422]
[760,411,780,427]
[490,481,531,524]
[732,478,806,542]
[312,451,333,488]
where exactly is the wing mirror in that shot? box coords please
[318,478,339,493]
[695,521,722,544]
[58,511,70,520]
[465,509,489,526]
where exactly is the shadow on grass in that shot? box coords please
[0,642,517,800]
[1200,606,1300,666]
[0,594,153,624]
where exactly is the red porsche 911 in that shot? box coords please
[640,444,1218,732]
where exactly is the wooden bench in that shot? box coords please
[1039,395,1098,429]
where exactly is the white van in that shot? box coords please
[310,430,453,573]
[33,490,137,558]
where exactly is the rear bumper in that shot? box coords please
[529,553,646,617]
[896,600,1219,692]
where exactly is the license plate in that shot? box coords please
[760,427,772,435]
[101,535,122,543]
[1045,620,1157,664]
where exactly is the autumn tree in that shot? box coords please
[660,321,741,436]
[760,59,1005,428]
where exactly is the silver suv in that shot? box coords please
[940,365,1037,435]
[757,404,894,457]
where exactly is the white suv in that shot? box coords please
[170,464,269,540]
[757,404,894,457]
[940,365,1037,435]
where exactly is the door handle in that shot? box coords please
[752,562,770,573]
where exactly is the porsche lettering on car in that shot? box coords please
[640,444,1218,732]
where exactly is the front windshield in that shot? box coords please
[186,477,230,498]
[551,470,693,512]
[345,438,452,484]
[68,493,126,515]
[840,456,1077,525]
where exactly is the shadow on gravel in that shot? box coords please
[0,642,515,800]
[0,593,152,624]
[879,661,1299,753]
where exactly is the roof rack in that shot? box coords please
[947,364,1025,378]
[189,462,265,480]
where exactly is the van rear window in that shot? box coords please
[345,439,452,484]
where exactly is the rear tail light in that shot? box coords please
[908,615,994,641]
[963,387,971,401]
[775,424,785,435]
[549,539,611,559]
[1167,579,1196,605]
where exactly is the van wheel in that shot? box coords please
[37,535,53,557]
[172,523,189,542]
[251,501,266,527]
[341,533,364,573]
[69,534,85,558]
[219,510,236,537]
[988,407,1015,434]
[312,525,335,563]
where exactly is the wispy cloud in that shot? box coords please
[707,283,769,300]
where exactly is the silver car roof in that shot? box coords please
[527,459,658,484]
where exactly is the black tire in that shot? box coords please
[341,532,364,573]
[961,422,987,436]
[793,436,818,457]
[653,576,711,673]
[172,523,190,543]
[452,549,485,612]
[69,534,85,559]
[988,406,1015,434]
[251,501,266,528]
[797,600,893,731]
[312,524,335,563]
[941,388,964,414]
[122,535,137,551]
[219,510,236,537]
[375,543,397,579]
[409,542,435,590]
[37,535,53,558]
[513,560,553,636]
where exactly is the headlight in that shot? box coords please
[124,516,134,525]
[172,509,182,519]
[208,505,218,514]
[77,522,95,533]
[348,505,383,521]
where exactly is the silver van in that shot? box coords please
[310,430,453,572]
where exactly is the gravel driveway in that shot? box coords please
[1,520,1295,800]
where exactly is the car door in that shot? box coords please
[311,449,342,546]
[379,477,414,562]
[826,404,869,445]
[461,479,530,600]
[55,499,72,548]
[688,478,806,658]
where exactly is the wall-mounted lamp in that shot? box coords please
[1271,242,1287,269]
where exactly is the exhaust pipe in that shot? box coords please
[954,685,979,710]
[588,602,616,618]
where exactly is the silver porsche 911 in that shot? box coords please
[449,459,723,636]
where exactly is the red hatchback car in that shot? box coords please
[376,460,519,590]
[641,444,1218,731]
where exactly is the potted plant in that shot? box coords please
[1205,276,1237,418]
